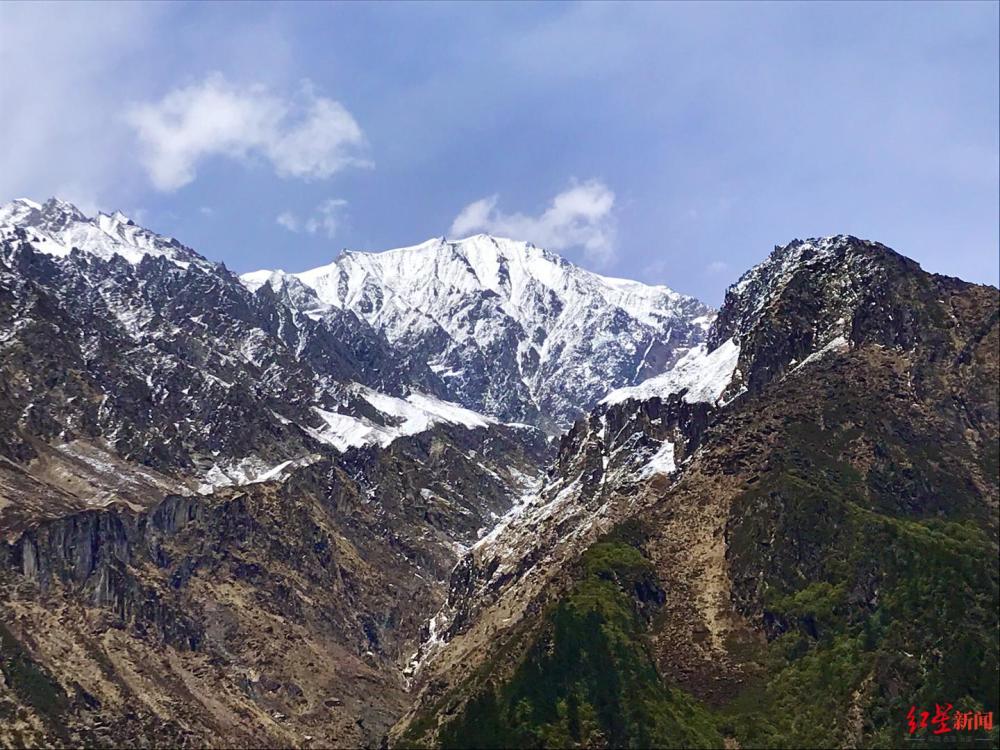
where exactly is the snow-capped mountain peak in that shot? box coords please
[0,197,206,268]
[0,198,715,431]
[329,233,684,323]
[244,233,714,427]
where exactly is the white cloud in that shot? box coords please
[706,260,730,274]
[276,199,348,239]
[127,74,370,191]
[450,196,499,236]
[450,179,617,265]
[276,211,300,232]
[304,198,348,238]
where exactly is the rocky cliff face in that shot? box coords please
[0,200,552,526]
[0,420,549,748]
[396,236,999,749]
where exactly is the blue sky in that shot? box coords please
[1,1,997,304]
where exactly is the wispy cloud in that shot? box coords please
[276,211,300,232]
[127,74,370,191]
[705,260,730,274]
[276,198,348,239]
[450,179,617,265]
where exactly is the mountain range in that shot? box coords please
[0,198,996,748]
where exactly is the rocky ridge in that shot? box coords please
[394,235,999,748]
[0,199,546,529]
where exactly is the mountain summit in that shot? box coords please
[0,197,209,268]
[243,234,713,428]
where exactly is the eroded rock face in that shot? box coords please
[0,422,550,748]
[0,222,430,480]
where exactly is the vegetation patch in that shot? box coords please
[0,621,68,727]
[434,534,722,749]
[723,409,999,749]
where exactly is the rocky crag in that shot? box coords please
[395,236,999,749]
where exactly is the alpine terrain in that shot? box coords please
[0,201,997,749]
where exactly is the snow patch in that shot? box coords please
[196,454,320,494]
[789,335,850,373]
[640,440,676,478]
[303,387,494,453]
[602,338,741,406]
